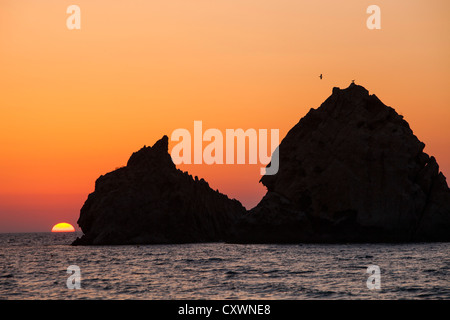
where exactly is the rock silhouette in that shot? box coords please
[231,83,450,243]
[73,83,450,245]
[72,136,245,245]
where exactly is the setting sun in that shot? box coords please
[51,222,75,233]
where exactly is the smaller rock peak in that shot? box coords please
[346,82,369,94]
[331,83,370,100]
[152,135,169,153]
[126,135,172,168]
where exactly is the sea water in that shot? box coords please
[0,232,448,299]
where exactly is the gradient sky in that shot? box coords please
[1,0,449,232]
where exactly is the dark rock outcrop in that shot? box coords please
[231,83,450,243]
[72,136,245,245]
[73,83,450,245]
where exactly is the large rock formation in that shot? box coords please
[231,83,450,243]
[72,136,245,245]
[73,83,450,245]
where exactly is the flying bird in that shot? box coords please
[319,74,323,80]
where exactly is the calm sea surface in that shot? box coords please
[0,232,448,300]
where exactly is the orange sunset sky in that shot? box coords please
[1,0,449,232]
